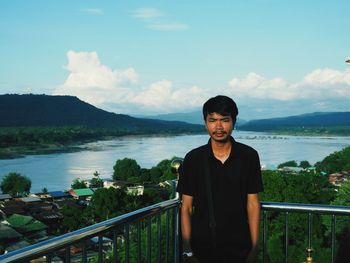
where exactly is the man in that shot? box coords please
[177,95,263,263]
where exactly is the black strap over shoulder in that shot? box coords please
[202,149,217,247]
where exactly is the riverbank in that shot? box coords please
[240,126,350,136]
[0,127,206,159]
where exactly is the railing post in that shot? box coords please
[98,235,103,263]
[331,215,336,263]
[303,213,313,263]
[147,217,152,263]
[82,239,87,263]
[157,213,162,263]
[113,229,118,263]
[263,210,267,263]
[125,224,130,263]
[285,211,289,263]
[137,221,141,262]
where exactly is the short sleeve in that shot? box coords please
[176,152,196,196]
[246,149,264,194]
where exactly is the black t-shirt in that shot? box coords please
[177,137,263,249]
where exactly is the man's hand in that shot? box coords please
[183,255,200,263]
[246,245,259,263]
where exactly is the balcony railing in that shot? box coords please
[0,198,181,263]
[1,200,350,263]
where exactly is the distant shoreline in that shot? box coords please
[1,129,349,160]
[0,131,206,160]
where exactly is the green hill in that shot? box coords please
[237,112,350,133]
[0,94,203,133]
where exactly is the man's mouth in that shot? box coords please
[213,131,226,136]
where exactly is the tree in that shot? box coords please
[71,178,87,189]
[277,160,298,169]
[140,168,151,183]
[315,146,350,173]
[90,171,103,188]
[0,172,31,197]
[60,205,90,232]
[113,158,141,181]
[149,167,162,183]
[89,187,129,221]
[299,160,311,169]
[157,157,179,182]
[41,187,48,193]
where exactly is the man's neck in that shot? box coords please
[211,138,232,163]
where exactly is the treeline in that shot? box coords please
[0,126,203,159]
[270,126,350,136]
[0,126,130,147]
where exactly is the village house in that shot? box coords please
[328,171,350,186]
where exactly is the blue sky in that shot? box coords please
[1,0,350,120]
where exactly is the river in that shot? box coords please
[0,131,349,192]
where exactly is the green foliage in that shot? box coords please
[277,160,298,169]
[149,167,162,183]
[260,170,336,263]
[89,187,129,221]
[90,171,103,188]
[113,158,141,181]
[59,205,91,232]
[157,157,179,182]
[315,146,350,174]
[71,178,87,189]
[299,160,311,168]
[140,168,151,182]
[0,172,31,197]
[89,213,176,263]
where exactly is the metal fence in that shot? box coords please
[0,198,181,263]
[1,200,350,263]
[261,202,350,263]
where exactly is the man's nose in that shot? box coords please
[216,121,223,128]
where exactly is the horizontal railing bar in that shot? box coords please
[261,202,350,215]
[0,198,180,263]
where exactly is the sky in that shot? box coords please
[1,0,350,120]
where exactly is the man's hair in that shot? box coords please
[202,95,238,124]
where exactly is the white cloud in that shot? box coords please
[82,8,104,15]
[132,7,189,31]
[54,51,205,114]
[54,50,350,118]
[227,69,350,101]
[133,8,163,20]
[54,51,138,106]
[131,81,207,111]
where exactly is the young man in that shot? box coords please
[177,95,263,263]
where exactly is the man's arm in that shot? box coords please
[181,194,194,252]
[247,193,260,247]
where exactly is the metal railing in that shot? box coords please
[261,202,350,263]
[0,198,181,263]
[1,201,350,263]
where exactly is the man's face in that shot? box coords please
[205,112,233,143]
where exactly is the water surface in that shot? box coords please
[0,131,348,192]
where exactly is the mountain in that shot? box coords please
[237,112,350,131]
[138,110,247,126]
[137,111,204,125]
[0,94,204,133]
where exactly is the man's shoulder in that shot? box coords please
[185,144,208,159]
[234,140,259,156]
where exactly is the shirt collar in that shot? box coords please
[207,136,237,159]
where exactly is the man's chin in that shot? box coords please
[211,135,230,142]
